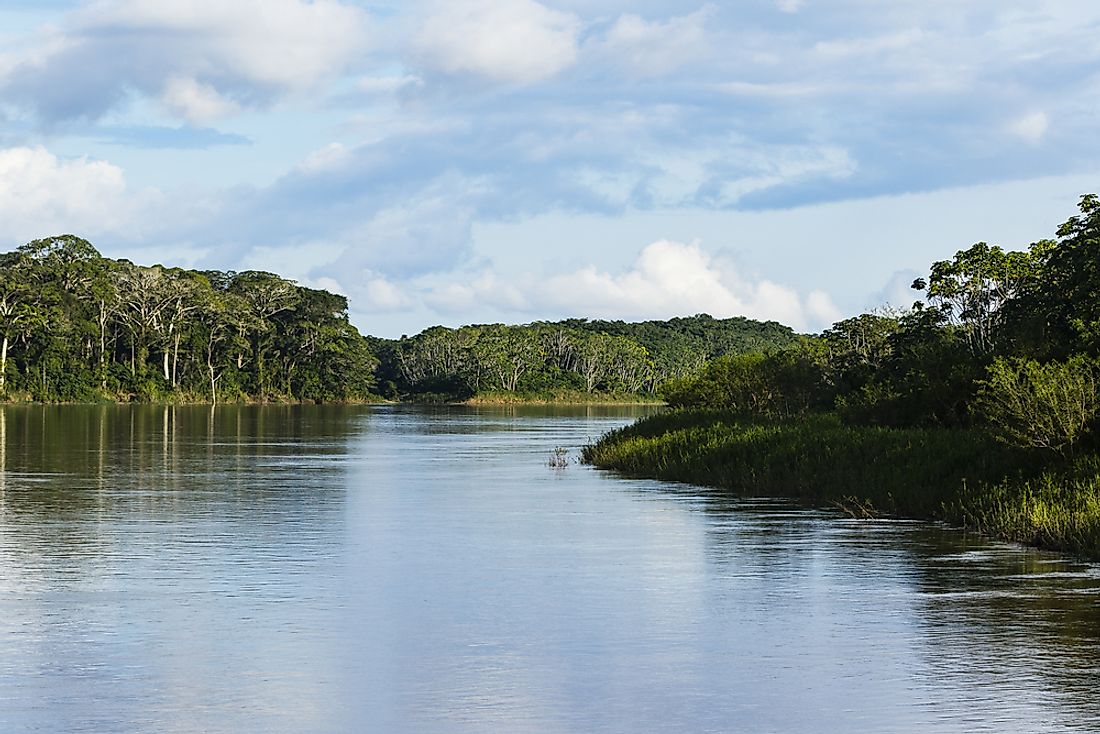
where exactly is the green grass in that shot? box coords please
[583,410,1100,558]
[465,389,664,405]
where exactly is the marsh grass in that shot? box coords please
[583,410,1100,558]
[467,390,664,406]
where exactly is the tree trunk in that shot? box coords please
[172,332,181,387]
[98,303,107,369]
[0,335,7,392]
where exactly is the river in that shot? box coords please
[0,404,1098,733]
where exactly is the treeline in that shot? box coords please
[584,194,1100,557]
[664,194,1100,455]
[0,233,800,405]
[369,315,797,401]
[0,235,376,403]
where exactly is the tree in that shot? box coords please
[976,356,1099,456]
[912,241,1036,355]
[17,235,101,292]
[229,271,299,396]
[821,312,899,395]
[662,353,776,414]
[473,325,544,392]
[1019,194,1100,357]
[116,264,177,379]
[573,332,617,392]
[0,265,38,393]
[604,336,652,393]
[0,236,378,403]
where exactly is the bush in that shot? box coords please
[975,356,1099,455]
[660,350,827,417]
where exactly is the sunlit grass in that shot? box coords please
[583,410,1100,558]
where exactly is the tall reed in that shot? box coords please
[584,410,1100,558]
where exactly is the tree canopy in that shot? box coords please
[0,237,376,403]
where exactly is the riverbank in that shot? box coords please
[582,410,1100,559]
[464,389,664,406]
[0,391,387,406]
[0,389,656,407]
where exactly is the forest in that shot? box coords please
[369,314,797,401]
[7,196,1100,555]
[0,235,377,403]
[652,194,1100,438]
[5,193,1100,429]
[586,194,1100,558]
[0,234,796,405]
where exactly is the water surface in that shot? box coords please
[1,405,1098,732]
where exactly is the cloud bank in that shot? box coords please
[0,1,1097,336]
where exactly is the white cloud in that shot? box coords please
[298,142,352,174]
[4,0,369,122]
[869,269,923,311]
[423,271,528,313]
[355,74,423,95]
[0,146,157,244]
[362,273,414,311]
[75,0,368,89]
[596,6,715,76]
[776,0,804,12]
[1007,111,1049,144]
[161,76,242,124]
[717,80,835,98]
[806,289,843,326]
[316,176,488,285]
[709,144,857,206]
[414,0,581,84]
[538,240,837,329]
[419,240,841,331]
[813,28,926,60]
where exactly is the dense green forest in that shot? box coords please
[0,234,796,404]
[652,193,1100,435]
[0,235,377,403]
[587,194,1100,558]
[7,192,1099,428]
[370,314,797,401]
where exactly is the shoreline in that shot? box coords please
[463,392,664,407]
[0,393,663,408]
[582,410,1100,560]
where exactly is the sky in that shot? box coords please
[0,1,1097,337]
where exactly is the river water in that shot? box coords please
[0,404,1098,733]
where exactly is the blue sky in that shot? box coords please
[0,0,1097,336]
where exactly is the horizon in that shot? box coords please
[1,1,1097,338]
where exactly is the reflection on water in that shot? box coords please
[0,404,1097,733]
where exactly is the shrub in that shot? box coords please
[976,356,1099,455]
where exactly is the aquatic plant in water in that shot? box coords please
[549,446,570,469]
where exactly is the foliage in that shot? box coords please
[1016,194,1100,357]
[583,410,1100,558]
[581,193,1100,559]
[660,349,827,417]
[0,235,378,403]
[912,241,1037,355]
[834,306,983,427]
[376,314,793,401]
[976,356,1099,455]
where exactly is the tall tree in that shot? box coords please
[912,241,1036,355]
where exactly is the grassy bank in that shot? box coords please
[582,410,1100,558]
[464,390,664,406]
